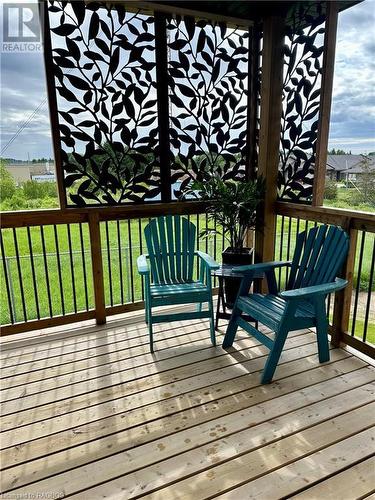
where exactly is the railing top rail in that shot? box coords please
[1,201,373,231]
[0,201,207,229]
[275,202,375,232]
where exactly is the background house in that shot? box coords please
[326,154,375,181]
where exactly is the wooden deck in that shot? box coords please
[1,309,375,499]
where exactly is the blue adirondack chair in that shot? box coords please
[222,224,349,383]
[137,215,219,352]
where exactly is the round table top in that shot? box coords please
[211,264,263,279]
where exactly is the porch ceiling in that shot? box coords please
[150,0,362,26]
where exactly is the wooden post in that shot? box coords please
[154,11,172,203]
[88,213,106,325]
[312,1,339,206]
[331,219,357,346]
[255,14,285,267]
[246,24,261,181]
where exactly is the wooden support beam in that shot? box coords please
[332,222,358,346]
[88,213,106,325]
[255,14,285,266]
[132,2,254,27]
[154,12,171,203]
[246,24,261,181]
[312,1,339,206]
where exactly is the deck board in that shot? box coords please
[1,312,374,499]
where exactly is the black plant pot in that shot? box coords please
[222,247,253,308]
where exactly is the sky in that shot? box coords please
[0,0,374,160]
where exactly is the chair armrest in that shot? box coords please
[137,254,150,275]
[280,278,348,301]
[196,251,220,269]
[232,260,292,274]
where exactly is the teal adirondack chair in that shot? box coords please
[223,224,349,383]
[137,215,219,352]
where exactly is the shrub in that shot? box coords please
[0,162,16,201]
[22,180,58,199]
[324,179,337,200]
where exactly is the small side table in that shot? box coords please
[211,264,263,330]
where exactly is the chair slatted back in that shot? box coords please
[287,224,349,291]
[144,216,196,284]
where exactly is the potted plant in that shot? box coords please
[183,175,265,306]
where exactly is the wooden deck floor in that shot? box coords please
[1,309,375,499]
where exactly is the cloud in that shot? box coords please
[1,0,374,159]
[328,0,375,153]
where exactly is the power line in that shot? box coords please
[1,97,48,156]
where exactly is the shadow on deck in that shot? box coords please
[1,308,374,499]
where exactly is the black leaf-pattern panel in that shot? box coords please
[48,1,160,206]
[278,2,326,203]
[167,16,249,199]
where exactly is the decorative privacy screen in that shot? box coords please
[47,1,327,207]
[167,16,249,199]
[47,1,250,206]
[48,2,160,206]
[278,2,325,203]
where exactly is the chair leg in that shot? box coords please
[315,299,330,363]
[222,306,241,348]
[197,302,203,313]
[145,297,149,324]
[208,297,216,346]
[261,326,289,384]
[146,297,153,353]
[148,314,154,353]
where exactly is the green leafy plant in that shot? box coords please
[184,175,265,252]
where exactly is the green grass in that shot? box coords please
[0,215,220,324]
[1,212,373,346]
[324,187,375,213]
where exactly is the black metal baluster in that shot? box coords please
[0,230,14,324]
[53,225,65,316]
[196,214,200,279]
[12,228,27,322]
[79,223,89,311]
[278,216,285,288]
[105,221,113,307]
[117,220,124,305]
[67,224,77,313]
[351,231,366,337]
[138,218,144,300]
[363,237,374,343]
[285,216,292,285]
[127,219,135,304]
[205,213,209,254]
[213,215,217,261]
[303,219,309,245]
[27,227,40,320]
[213,215,218,287]
[41,226,53,317]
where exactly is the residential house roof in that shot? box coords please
[326,154,375,175]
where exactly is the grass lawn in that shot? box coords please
[1,211,373,345]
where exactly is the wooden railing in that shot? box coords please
[1,202,374,361]
[275,202,375,359]
[0,202,225,336]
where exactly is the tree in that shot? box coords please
[324,179,337,200]
[354,155,375,206]
[327,148,351,155]
[0,160,16,202]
